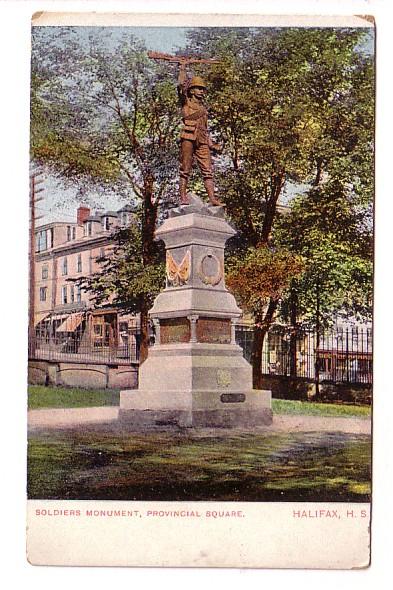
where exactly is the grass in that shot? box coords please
[28,385,120,410]
[272,399,371,419]
[28,385,371,419]
[27,427,371,502]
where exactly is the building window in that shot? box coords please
[120,211,133,226]
[85,221,92,237]
[70,285,75,303]
[61,286,67,304]
[76,286,82,303]
[72,226,76,240]
[42,265,48,280]
[77,254,82,273]
[39,287,47,302]
[48,228,54,249]
[62,257,68,275]
[67,226,71,241]
[37,230,47,252]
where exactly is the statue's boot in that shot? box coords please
[179,178,189,205]
[204,179,224,206]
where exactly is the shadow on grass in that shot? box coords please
[27,427,371,502]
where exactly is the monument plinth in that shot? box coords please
[120,195,272,428]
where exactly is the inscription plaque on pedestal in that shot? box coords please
[196,317,231,344]
[220,393,246,403]
[160,318,190,344]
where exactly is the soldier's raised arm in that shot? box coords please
[177,62,188,105]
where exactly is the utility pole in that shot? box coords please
[29,172,45,356]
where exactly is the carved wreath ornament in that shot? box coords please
[197,250,223,286]
[166,250,191,286]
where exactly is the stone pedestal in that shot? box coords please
[120,194,272,428]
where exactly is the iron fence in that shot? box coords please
[30,319,372,384]
[235,324,372,385]
[29,325,140,365]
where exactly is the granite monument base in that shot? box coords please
[119,193,272,430]
[120,342,272,429]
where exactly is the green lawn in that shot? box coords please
[28,385,371,418]
[28,385,120,409]
[27,428,371,502]
[272,399,371,419]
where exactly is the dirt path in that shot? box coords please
[28,407,371,435]
[270,414,370,435]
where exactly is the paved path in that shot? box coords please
[28,407,371,435]
[28,407,119,429]
[269,414,370,435]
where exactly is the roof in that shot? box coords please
[117,205,134,213]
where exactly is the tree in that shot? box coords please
[277,183,373,328]
[31,27,180,362]
[226,246,304,387]
[76,222,166,320]
[183,27,374,386]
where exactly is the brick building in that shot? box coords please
[33,204,139,362]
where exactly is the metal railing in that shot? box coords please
[236,324,372,385]
[29,331,140,365]
[30,321,372,384]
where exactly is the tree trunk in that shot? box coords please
[251,298,279,389]
[251,175,284,388]
[139,298,150,365]
[289,287,298,377]
[261,174,284,244]
[139,175,158,365]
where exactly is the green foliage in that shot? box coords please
[76,223,166,314]
[277,182,373,326]
[185,27,374,246]
[226,246,304,315]
[186,27,373,334]
[31,28,180,200]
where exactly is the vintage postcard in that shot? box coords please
[27,12,374,568]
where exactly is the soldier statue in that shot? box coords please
[148,51,223,207]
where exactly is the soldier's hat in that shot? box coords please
[189,76,207,88]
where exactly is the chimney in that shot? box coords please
[77,206,90,225]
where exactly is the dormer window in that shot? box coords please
[84,221,92,237]
[103,217,110,231]
[120,212,131,226]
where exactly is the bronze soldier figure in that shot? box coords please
[177,65,223,206]
[148,51,223,206]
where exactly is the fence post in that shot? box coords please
[315,285,321,399]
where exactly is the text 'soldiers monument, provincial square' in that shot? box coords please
[120,52,272,427]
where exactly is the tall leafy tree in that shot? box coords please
[183,27,374,387]
[31,27,180,361]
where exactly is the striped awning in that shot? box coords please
[34,314,51,326]
[51,314,69,321]
[56,313,84,333]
